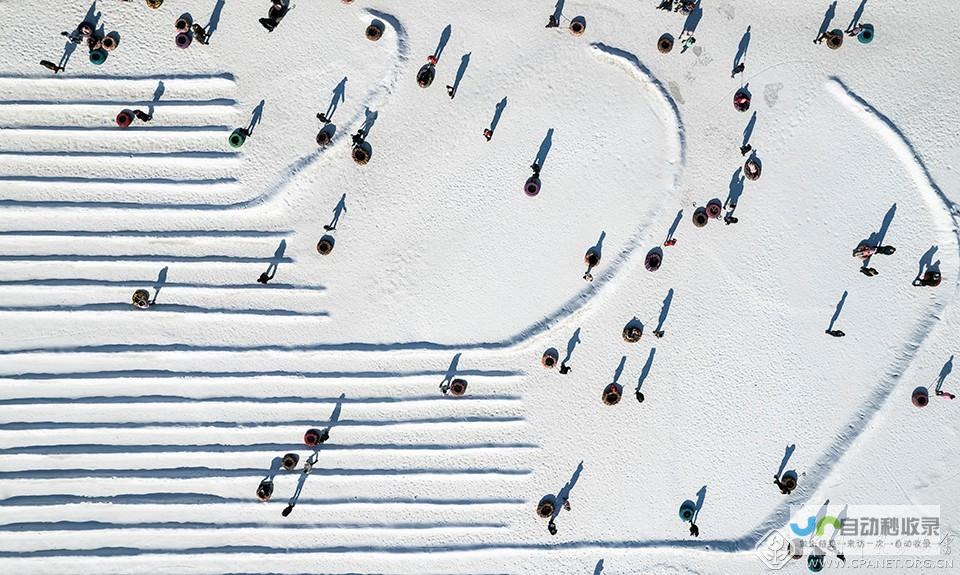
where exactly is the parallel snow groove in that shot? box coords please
[0,254,292,263]
[0,369,522,380]
[0,150,238,159]
[0,125,232,133]
[0,442,538,456]
[0,279,323,291]
[0,99,237,107]
[0,494,526,506]
[0,230,290,238]
[0,394,519,406]
[0,520,509,532]
[0,416,525,431]
[0,304,329,317]
[0,467,532,480]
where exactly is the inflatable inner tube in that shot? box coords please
[733,89,751,112]
[176,31,193,49]
[541,348,559,368]
[744,158,761,180]
[228,128,246,148]
[524,176,541,197]
[658,33,674,54]
[858,23,874,44]
[706,199,723,219]
[89,48,108,65]
[282,453,300,470]
[644,247,663,271]
[781,471,798,491]
[450,378,468,396]
[316,235,335,255]
[304,428,322,446]
[537,496,556,518]
[602,383,622,405]
[101,35,118,51]
[116,110,133,128]
[678,500,696,521]
[692,207,709,227]
[827,29,844,50]
[622,323,643,343]
[366,20,384,41]
[912,386,929,408]
[569,16,586,36]
[417,63,436,88]
[352,142,372,165]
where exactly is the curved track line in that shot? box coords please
[0,43,686,356]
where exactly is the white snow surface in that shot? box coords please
[1,1,960,574]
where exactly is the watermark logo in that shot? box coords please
[756,504,944,570]
[755,529,792,570]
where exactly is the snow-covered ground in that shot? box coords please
[1,1,959,573]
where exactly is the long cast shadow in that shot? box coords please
[733,26,751,71]
[433,24,452,61]
[826,290,847,332]
[534,128,554,169]
[818,2,837,38]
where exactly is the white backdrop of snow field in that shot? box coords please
[1,1,959,574]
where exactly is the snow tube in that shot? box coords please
[541,348,559,368]
[78,21,95,37]
[622,323,643,343]
[602,383,622,406]
[147,0,164,8]
[417,63,436,88]
[282,453,300,470]
[912,386,929,408]
[352,142,371,165]
[116,110,133,129]
[678,500,696,521]
[175,17,192,32]
[366,20,384,41]
[569,16,586,36]
[450,378,468,396]
[316,125,334,146]
[131,289,151,309]
[316,235,335,255]
[524,175,541,197]
[645,247,663,272]
[269,4,288,20]
[706,198,723,219]
[733,89,751,112]
[537,495,556,518]
[744,157,761,180]
[228,128,246,148]
[692,207,709,227]
[915,270,942,287]
[304,428,322,447]
[101,35,118,52]
[858,23,874,45]
[826,29,844,50]
[89,48,108,66]
[256,479,274,501]
[658,33,674,54]
[175,31,193,49]
[781,471,798,492]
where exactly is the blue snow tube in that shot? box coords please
[89,48,108,65]
[678,500,696,521]
[858,24,874,44]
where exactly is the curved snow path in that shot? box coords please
[0,42,686,356]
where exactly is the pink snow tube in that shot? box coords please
[525,176,541,197]
[115,110,133,129]
[175,32,192,49]
[644,247,663,272]
[733,89,751,112]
